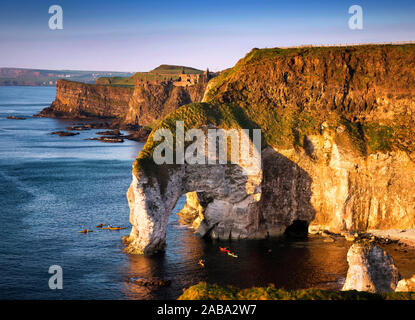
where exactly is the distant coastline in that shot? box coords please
[0,67,133,86]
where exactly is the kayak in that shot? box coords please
[199,260,205,267]
[219,247,230,253]
[102,227,127,230]
[78,230,93,234]
[228,252,238,258]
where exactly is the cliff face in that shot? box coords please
[262,141,415,234]
[38,79,134,119]
[202,44,415,234]
[204,45,415,126]
[124,82,206,126]
[125,44,415,254]
[38,79,207,127]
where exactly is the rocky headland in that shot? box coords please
[36,65,211,133]
[124,44,415,254]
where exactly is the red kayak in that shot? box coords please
[219,247,230,253]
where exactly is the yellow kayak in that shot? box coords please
[101,227,127,230]
[78,230,93,234]
[228,252,238,258]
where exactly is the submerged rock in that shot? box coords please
[51,131,79,137]
[7,116,26,120]
[66,125,90,131]
[123,127,151,142]
[342,242,401,293]
[87,136,124,143]
[132,277,171,287]
[96,129,121,136]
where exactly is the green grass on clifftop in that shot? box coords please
[134,44,415,182]
[205,44,415,102]
[133,102,262,178]
[178,282,415,300]
[96,64,203,86]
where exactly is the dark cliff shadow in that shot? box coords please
[259,146,316,237]
[227,105,316,236]
[146,103,316,244]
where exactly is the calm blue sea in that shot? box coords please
[0,86,413,300]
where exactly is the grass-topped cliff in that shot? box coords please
[203,43,415,154]
[178,282,415,300]
[126,43,415,254]
[133,102,262,176]
[40,69,207,127]
[133,44,415,179]
[38,79,134,119]
[96,64,203,86]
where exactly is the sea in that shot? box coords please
[0,86,414,299]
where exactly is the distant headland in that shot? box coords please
[0,67,133,86]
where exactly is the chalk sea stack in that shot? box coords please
[342,242,401,292]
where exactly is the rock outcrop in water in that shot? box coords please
[125,44,415,254]
[177,191,205,230]
[342,242,401,292]
[123,127,262,253]
[396,275,415,292]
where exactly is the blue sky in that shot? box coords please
[0,0,414,72]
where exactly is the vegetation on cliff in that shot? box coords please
[96,64,203,86]
[134,43,415,180]
[132,101,262,190]
[178,282,415,300]
[204,44,415,101]
[204,44,415,153]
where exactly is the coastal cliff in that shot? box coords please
[124,82,206,126]
[125,44,415,254]
[37,79,134,120]
[38,78,207,127]
[202,44,415,234]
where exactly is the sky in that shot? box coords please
[0,0,414,72]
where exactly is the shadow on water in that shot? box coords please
[121,196,350,300]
